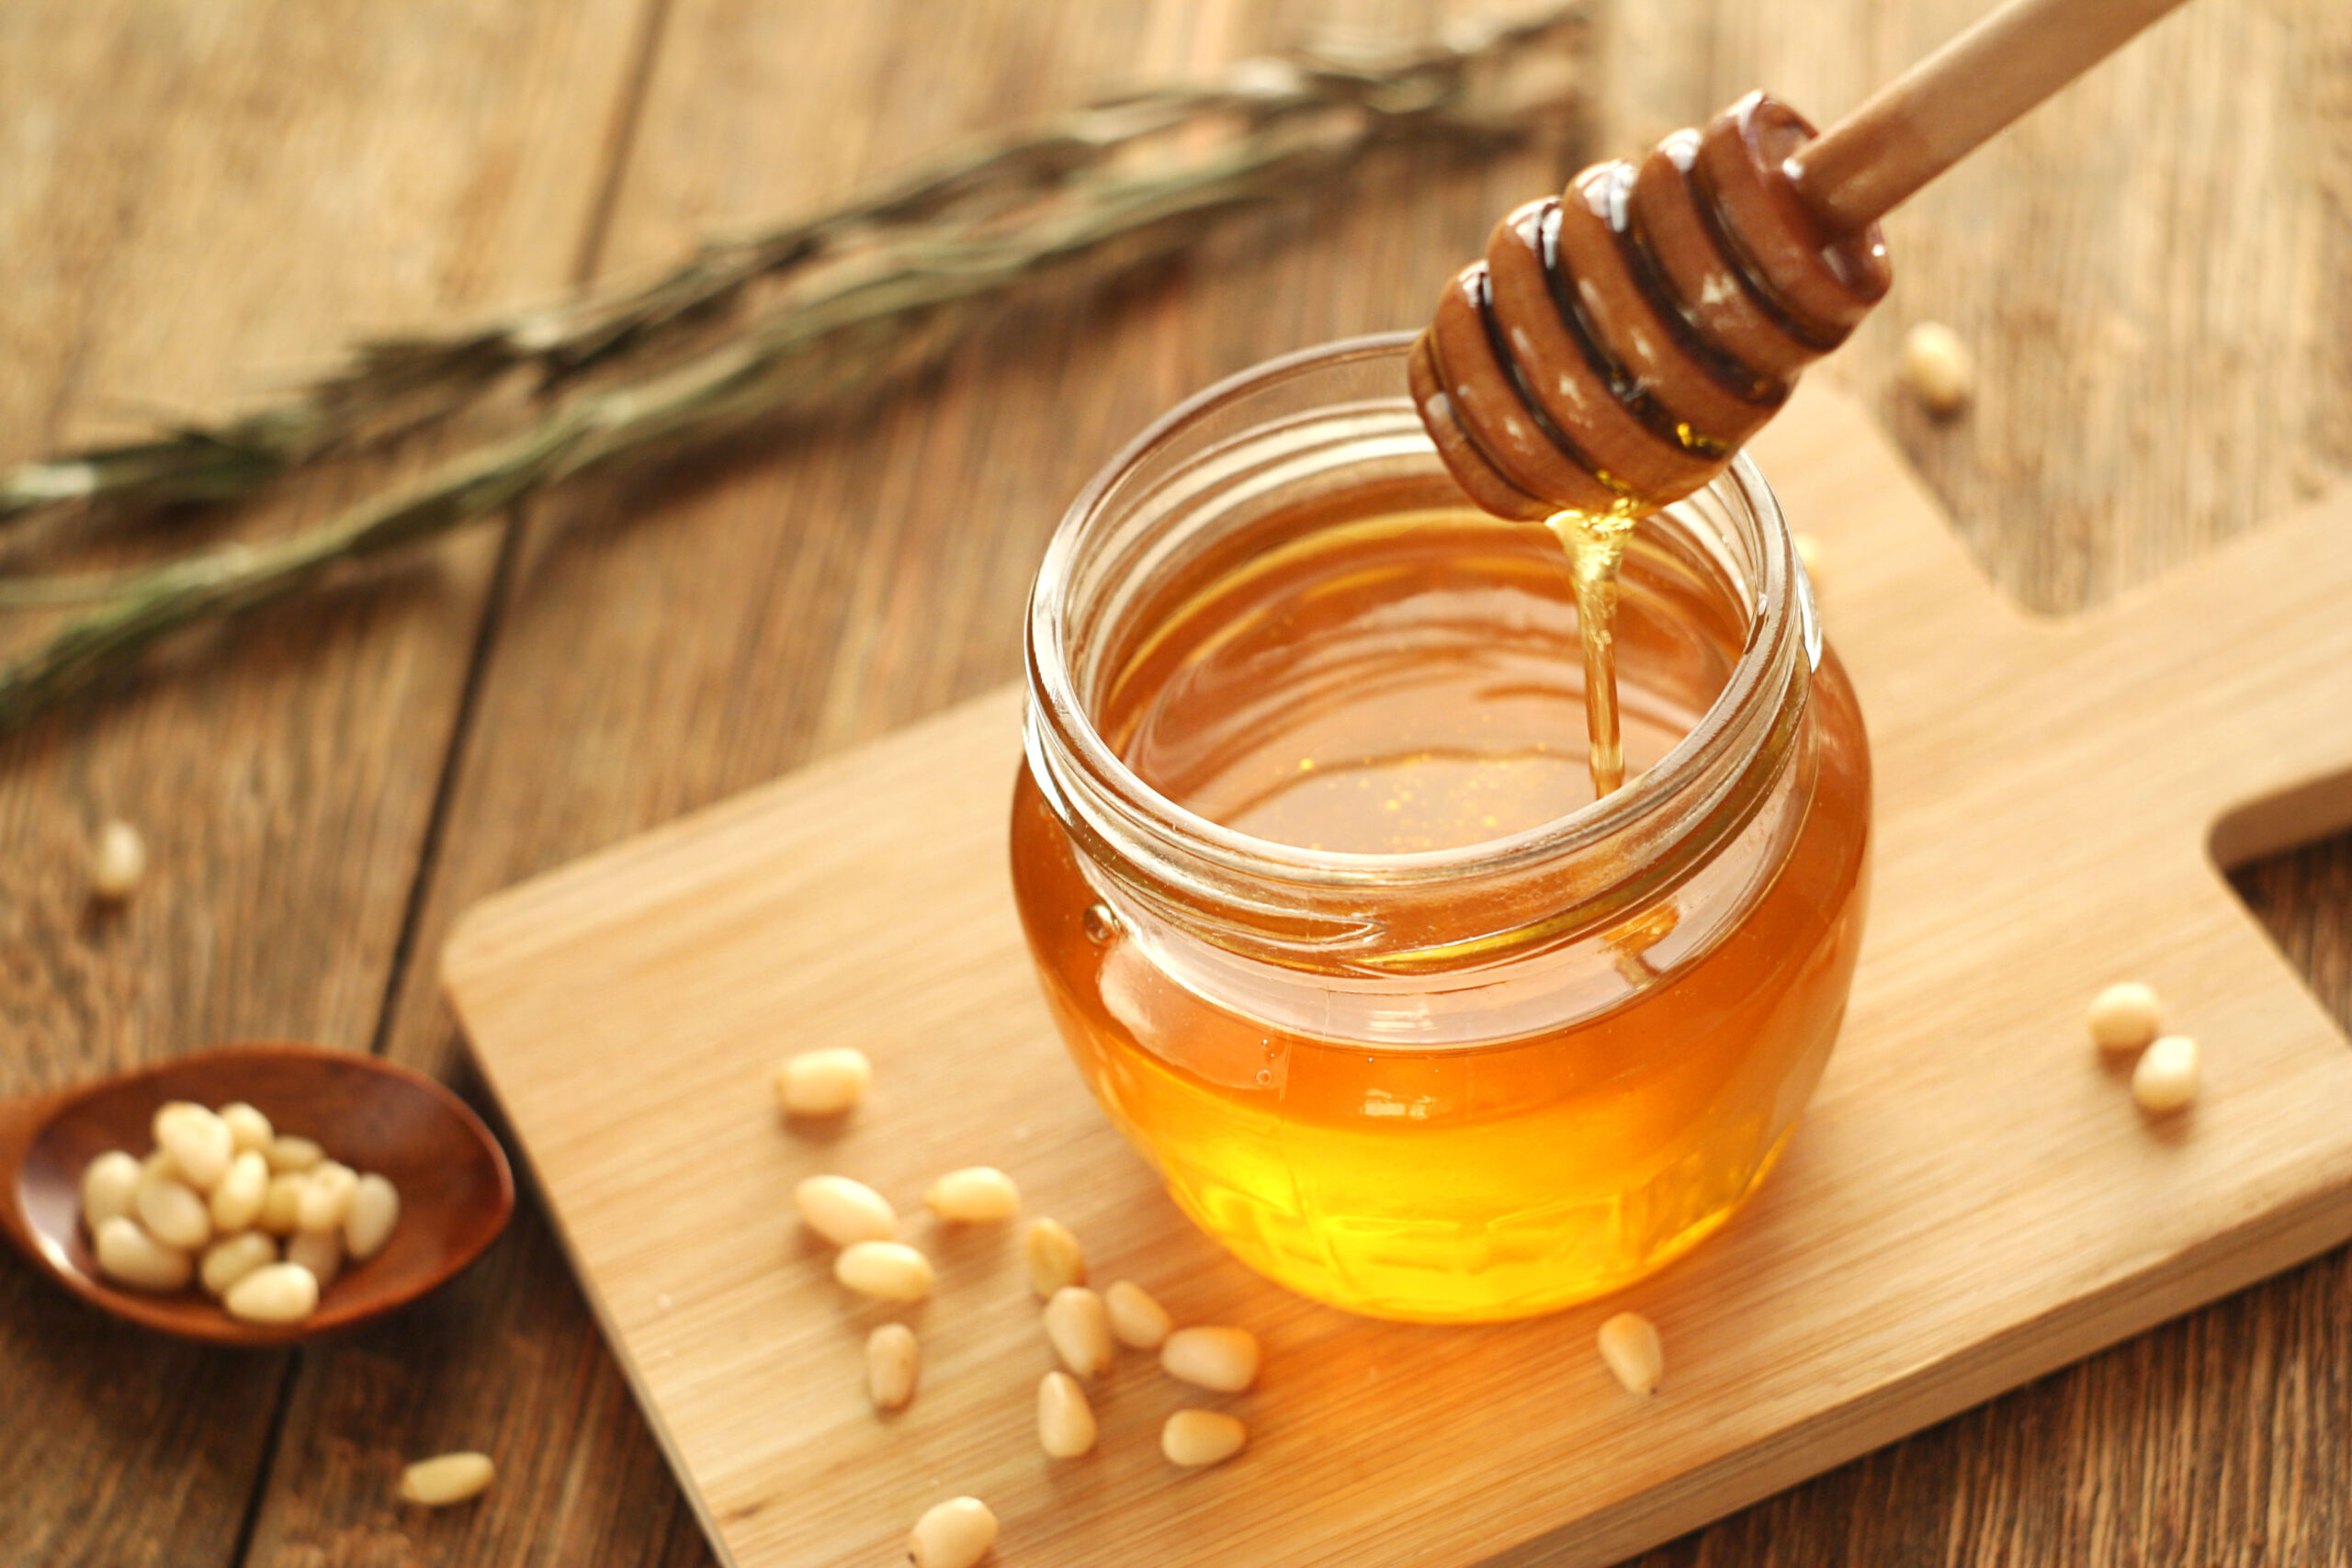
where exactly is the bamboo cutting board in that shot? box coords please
[442,384,2352,1568]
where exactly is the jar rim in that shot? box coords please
[1024,331,1810,896]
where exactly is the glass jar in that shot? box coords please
[1011,333,1870,1323]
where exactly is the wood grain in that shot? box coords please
[0,1,654,1562]
[441,384,2352,1568]
[1,0,2346,1564]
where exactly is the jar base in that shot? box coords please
[1161,1122,1801,1325]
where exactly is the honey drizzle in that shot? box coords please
[1545,507,1640,798]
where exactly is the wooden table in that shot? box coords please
[2,2,2345,1563]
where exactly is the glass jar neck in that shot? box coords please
[1023,333,1818,1004]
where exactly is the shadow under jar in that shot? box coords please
[1012,334,1870,1323]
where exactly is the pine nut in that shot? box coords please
[865,1323,920,1412]
[81,1150,142,1231]
[345,1173,401,1261]
[209,1151,268,1234]
[224,1261,319,1324]
[90,819,147,901]
[1899,321,1973,416]
[1598,1310,1664,1395]
[1036,1371,1098,1458]
[135,1170,213,1251]
[1104,1280,1172,1350]
[297,1162,359,1233]
[219,1101,275,1156]
[2088,981,2162,1055]
[776,1046,872,1117]
[265,1134,324,1175]
[258,1172,307,1235]
[287,1225,345,1289]
[833,1240,934,1302]
[924,1166,1020,1224]
[1024,1217,1085,1297]
[1161,1409,1247,1468]
[2132,1034,2200,1113]
[95,1214,192,1292]
[399,1451,495,1507]
[199,1232,278,1298]
[794,1174,898,1247]
[153,1102,233,1191]
[1044,1287,1114,1379]
[1792,532,1825,585]
[907,1495,997,1568]
[1160,1325,1259,1393]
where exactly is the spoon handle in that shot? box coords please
[1787,0,2194,233]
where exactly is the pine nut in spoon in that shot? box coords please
[0,1043,514,1345]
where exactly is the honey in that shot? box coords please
[1013,336,1870,1322]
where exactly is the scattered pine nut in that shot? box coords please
[199,1232,278,1298]
[297,1162,359,1233]
[866,1323,920,1412]
[1036,1371,1098,1458]
[1161,1409,1247,1468]
[89,820,147,901]
[223,1261,320,1324]
[153,1102,233,1190]
[219,1102,274,1156]
[1160,1325,1259,1393]
[907,1496,997,1568]
[1899,321,1974,416]
[265,1134,324,1175]
[80,1151,142,1230]
[833,1240,934,1302]
[1104,1280,1172,1350]
[134,1170,213,1252]
[776,1046,872,1117]
[95,1214,192,1292]
[345,1174,401,1261]
[287,1226,345,1289]
[1792,532,1824,584]
[1024,1217,1085,1297]
[209,1151,268,1234]
[258,1172,306,1235]
[2132,1034,2199,1113]
[794,1174,898,1247]
[924,1166,1020,1224]
[1044,1286,1114,1379]
[1598,1311,1665,1395]
[2088,981,2162,1055]
[399,1451,496,1508]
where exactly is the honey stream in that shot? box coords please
[1545,508,1640,799]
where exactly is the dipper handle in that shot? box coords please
[1790,0,2196,234]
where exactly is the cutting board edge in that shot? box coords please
[1478,1163,2352,1568]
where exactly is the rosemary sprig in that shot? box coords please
[0,9,1586,733]
[0,7,1583,532]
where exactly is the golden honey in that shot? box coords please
[1013,337,1869,1322]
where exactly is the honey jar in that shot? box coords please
[1012,334,1870,1322]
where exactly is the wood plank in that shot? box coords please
[0,2,653,1562]
[263,3,1585,1564]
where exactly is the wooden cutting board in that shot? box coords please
[441,383,2352,1568]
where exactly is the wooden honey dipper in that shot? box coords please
[1412,0,2196,520]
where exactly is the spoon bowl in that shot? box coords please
[0,1043,514,1346]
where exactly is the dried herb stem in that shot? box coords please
[0,8,1581,532]
[0,9,1586,733]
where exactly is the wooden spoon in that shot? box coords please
[0,1043,514,1346]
